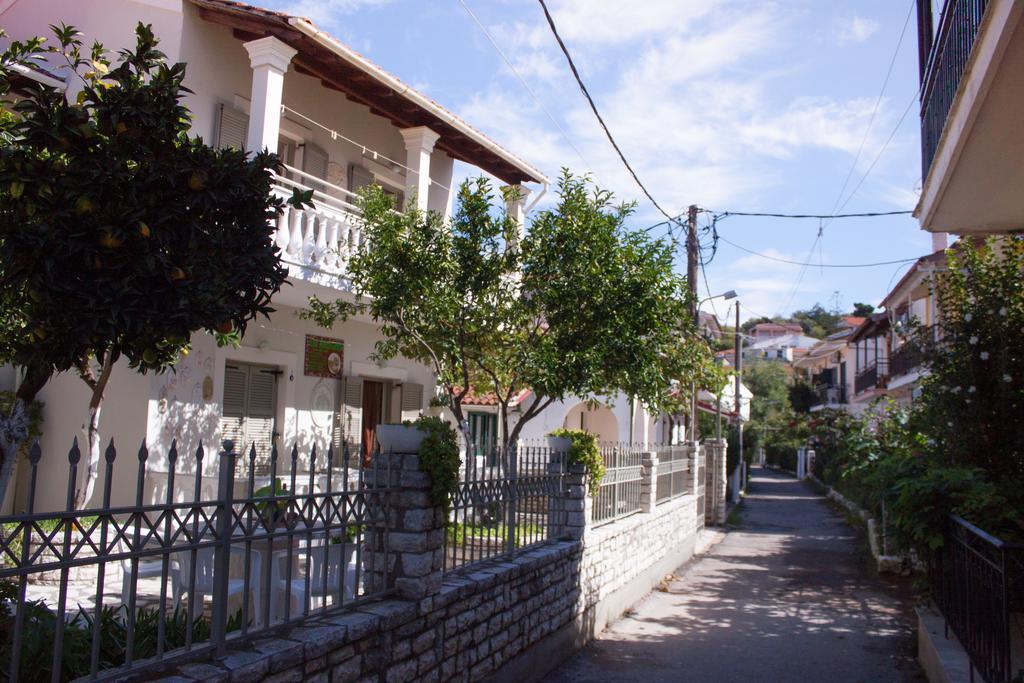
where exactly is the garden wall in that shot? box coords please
[142,451,703,683]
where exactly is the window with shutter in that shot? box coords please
[303,142,329,193]
[342,377,363,448]
[348,163,404,209]
[216,104,249,151]
[219,362,278,473]
[400,382,423,422]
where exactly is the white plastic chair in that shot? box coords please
[119,538,182,611]
[273,539,357,615]
[176,544,262,621]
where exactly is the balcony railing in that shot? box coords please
[814,383,846,406]
[272,164,365,279]
[889,342,922,379]
[854,362,885,396]
[920,0,991,178]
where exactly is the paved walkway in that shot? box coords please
[546,467,924,683]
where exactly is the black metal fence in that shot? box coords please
[889,342,922,379]
[0,438,391,682]
[854,362,884,395]
[591,444,644,525]
[928,515,1024,683]
[443,444,564,572]
[920,0,990,178]
[654,445,691,504]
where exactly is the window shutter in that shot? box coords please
[221,363,248,455]
[342,377,363,448]
[400,382,423,422]
[303,142,329,192]
[348,164,374,193]
[216,103,248,151]
[245,368,278,471]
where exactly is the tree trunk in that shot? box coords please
[0,363,52,512]
[76,351,114,509]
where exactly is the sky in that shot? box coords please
[262,0,932,324]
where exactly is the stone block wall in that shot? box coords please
[148,446,703,683]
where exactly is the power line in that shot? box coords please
[457,0,596,178]
[537,0,679,226]
[716,209,913,219]
[717,234,922,268]
[826,0,916,219]
[833,92,918,215]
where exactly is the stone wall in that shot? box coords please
[148,448,703,683]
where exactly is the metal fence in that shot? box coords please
[443,444,564,572]
[0,438,391,682]
[654,445,691,504]
[928,515,1024,683]
[920,0,990,178]
[591,444,644,525]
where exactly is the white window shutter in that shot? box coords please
[400,383,424,422]
[348,164,374,193]
[304,142,329,181]
[216,103,249,151]
[342,377,363,448]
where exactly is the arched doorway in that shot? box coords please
[562,402,619,443]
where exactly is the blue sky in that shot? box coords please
[263,0,931,324]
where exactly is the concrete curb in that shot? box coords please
[806,474,910,574]
[916,605,972,683]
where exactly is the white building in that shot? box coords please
[0,0,546,512]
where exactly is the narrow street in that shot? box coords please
[546,467,925,683]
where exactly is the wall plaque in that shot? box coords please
[304,334,344,378]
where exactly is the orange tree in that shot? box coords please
[0,24,294,507]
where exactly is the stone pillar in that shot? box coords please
[640,450,658,513]
[365,449,446,601]
[400,126,441,212]
[549,454,589,541]
[243,36,296,154]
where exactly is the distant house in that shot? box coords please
[743,332,820,364]
[793,328,858,411]
[749,322,805,341]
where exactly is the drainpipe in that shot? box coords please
[524,181,549,214]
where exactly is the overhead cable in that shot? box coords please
[457,0,597,178]
[537,0,680,227]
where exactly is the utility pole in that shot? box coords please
[735,300,744,472]
[687,204,699,442]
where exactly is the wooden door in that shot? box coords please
[361,380,384,465]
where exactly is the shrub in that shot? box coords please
[406,415,460,512]
[548,429,604,495]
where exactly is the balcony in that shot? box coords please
[889,343,922,379]
[271,165,365,292]
[814,383,847,407]
[854,363,886,396]
[920,0,991,179]
[916,0,1024,233]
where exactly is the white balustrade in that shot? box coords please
[271,181,363,281]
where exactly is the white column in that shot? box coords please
[505,184,531,244]
[243,37,297,154]
[400,126,441,212]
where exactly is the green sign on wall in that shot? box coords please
[304,334,344,378]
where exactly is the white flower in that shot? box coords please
[1005,374,1013,383]
[999,307,1008,316]
[968,386,976,393]
[980,351,990,360]
[964,313,973,322]
[952,386,962,393]
[947,421,954,427]
[969,336,979,345]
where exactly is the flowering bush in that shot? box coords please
[913,237,1024,513]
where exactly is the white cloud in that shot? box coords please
[835,16,880,45]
